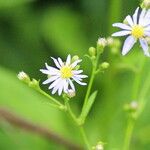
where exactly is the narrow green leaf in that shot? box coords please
[81,91,98,120]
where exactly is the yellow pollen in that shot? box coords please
[131,25,144,38]
[60,66,73,78]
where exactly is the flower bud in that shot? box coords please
[72,55,79,62]
[66,89,76,98]
[124,101,139,112]
[107,37,114,46]
[29,79,40,90]
[97,38,107,53]
[17,71,30,83]
[96,145,103,150]
[130,101,138,111]
[92,142,104,150]
[89,47,96,56]
[141,0,150,8]
[100,62,110,70]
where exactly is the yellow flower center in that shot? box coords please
[60,66,73,78]
[131,25,144,38]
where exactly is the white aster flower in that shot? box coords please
[40,55,88,96]
[112,7,150,56]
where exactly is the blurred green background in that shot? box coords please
[0,0,150,150]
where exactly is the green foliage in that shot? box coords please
[80,91,98,122]
[0,0,150,150]
[0,0,33,9]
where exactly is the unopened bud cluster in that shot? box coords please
[141,0,150,8]
[17,71,40,90]
[17,71,30,83]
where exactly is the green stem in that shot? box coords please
[123,57,147,150]
[137,71,150,116]
[79,126,91,150]
[132,57,146,100]
[64,98,78,124]
[38,89,64,108]
[123,118,135,150]
[63,97,91,150]
[80,52,100,122]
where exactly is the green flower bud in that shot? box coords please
[100,62,110,69]
[29,79,40,90]
[72,55,79,62]
[89,47,96,56]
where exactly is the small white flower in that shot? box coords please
[97,38,107,48]
[40,55,88,96]
[17,71,29,81]
[66,89,76,98]
[112,7,150,56]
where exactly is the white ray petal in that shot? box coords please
[43,76,59,85]
[144,9,150,19]
[45,63,59,72]
[72,77,87,86]
[112,30,131,37]
[72,70,83,75]
[58,57,64,67]
[51,83,61,95]
[58,80,65,95]
[40,69,50,75]
[122,36,136,56]
[125,15,134,26]
[51,57,61,69]
[71,59,82,68]
[68,79,75,91]
[48,78,61,90]
[139,9,146,25]
[139,38,150,57]
[112,23,131,30]
[63,79,69,93]
[145,25,150,32]
[144,31,150,36]
[133,7,139,24]
[66,54,71,65]
[74,74,88,78]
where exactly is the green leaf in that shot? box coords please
[81,91,98,122]
[0,67,80,149]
